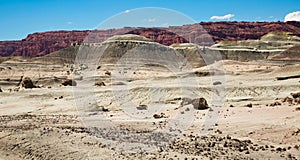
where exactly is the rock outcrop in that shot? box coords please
[0,21,300,57]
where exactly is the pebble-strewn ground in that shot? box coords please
[0,59,300,159]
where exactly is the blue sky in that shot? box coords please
[0,0,300,40]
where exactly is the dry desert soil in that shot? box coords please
[0,56,299,160]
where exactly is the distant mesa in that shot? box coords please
[125,28,189,46]
[0,21,300,57]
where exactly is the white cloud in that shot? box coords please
[284,11,300,22]
[269,16,274,19]
[210,14,235,20]
[147,18,156,22]
[67,21,73,25]
[142,18,157,23]
[124,10,130,14]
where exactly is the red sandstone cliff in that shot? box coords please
[0,21,300,57]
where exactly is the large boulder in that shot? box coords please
[191,98,209,110]
[21,77,36,89]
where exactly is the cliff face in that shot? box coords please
[0,31,89,57]
[126,28,189,46]
[0,21,300,57]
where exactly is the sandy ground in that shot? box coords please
[0,58,299,159]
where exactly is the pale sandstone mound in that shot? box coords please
[260,32,300,42]
[211,32,300,51]
[39,34,156,64]
[103,34,154,43]
[268,45,300,61]
[76,34,179,65]
[170,43,206,67]
[209,32,300,62]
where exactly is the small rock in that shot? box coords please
[213,81,222,85]
[61,79,77,86]
[270,101,281,107]
[282,97,293,104]
[79,64,88,70]
[102,108,109,112]
[0,87,2,92]
[276,147,282,152]
[291,92,300,98]
[13,87,20,92]
[246,103,252,108]
[136,105,148,110]
[292,128,300,136]
[105,71,111,76]
[95,81,106,86]
[215,129,222,134]
[153,114,161,119]
[153,113,167,119]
